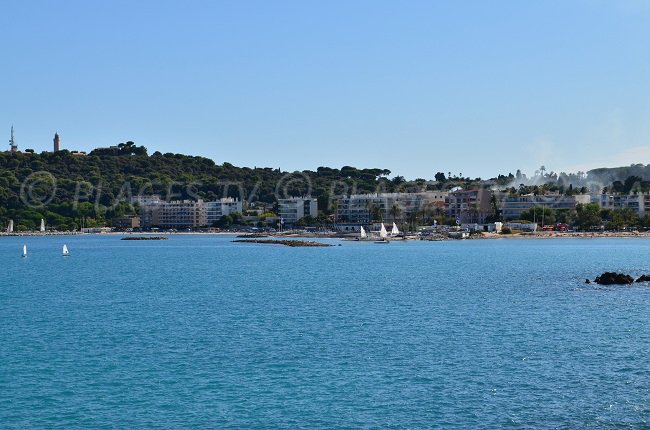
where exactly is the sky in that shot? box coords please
[1,0,649,180]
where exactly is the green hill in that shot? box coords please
[0,142,401,230]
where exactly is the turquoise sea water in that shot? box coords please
[2,235,650,428]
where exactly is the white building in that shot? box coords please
[131,195,162,206]
[278,197,318,225]
[206,198,242,225]
[592,194,647,216]
[504,222,538,232]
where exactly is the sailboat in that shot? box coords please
[7,219,13,233]
[391,222,400,236]
[380,223,388,238]
[359,226,367,240]
[40,219,45,233]
[22,244,27,258]
[62,244,69,256]
[375,223,390,243]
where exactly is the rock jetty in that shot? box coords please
[232,239,333,247]
[121,236,168,241]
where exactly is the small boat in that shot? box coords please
[448,231,470,240]
[40,219,46,233]
[358,226,367,240]
[62,244,70,256]
[7,220,14,233]
[391,222,400,236]
[374,223,390,243]
[380,223,388,239]
[22,244,27,258]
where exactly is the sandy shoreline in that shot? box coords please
[477,231,650,240]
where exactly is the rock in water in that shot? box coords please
[636,274,650,283]
[594,272,634,285]
[232,239,333,247]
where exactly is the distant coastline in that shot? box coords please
[3,230,650,240]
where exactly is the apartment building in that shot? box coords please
[277,197,318,225]
[336,192,448,224]
[447,189,493,223]
[500,193,591,220]
[593,194,644,215]
[206,198,243,225]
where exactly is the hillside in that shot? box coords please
[587,164,650,186]
[0,142,417,230]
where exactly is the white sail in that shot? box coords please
[7,220,13,233]
[40,219,45,232]
[62,244,69,256]
[22,244,27,257]
[360,226,367,239]
[391,222,400,235]
[380,223,388,238]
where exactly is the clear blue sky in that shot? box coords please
[1,0,649,179]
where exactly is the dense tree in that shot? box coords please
[605,208,639,230]
[575,204,602,230]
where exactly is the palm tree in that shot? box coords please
[368,203,382,223]
[490,194,500,221]
[389,203,402,223]
[467,203,480,223]
[406,211,418,232]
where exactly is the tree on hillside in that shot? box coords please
[623,175,643,194]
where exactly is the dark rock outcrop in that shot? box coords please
[232,239,333,247]
[594,272,634,285]
[636,275,650,283]
[121,236,168,241]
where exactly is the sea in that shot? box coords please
[1,234,650,429]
